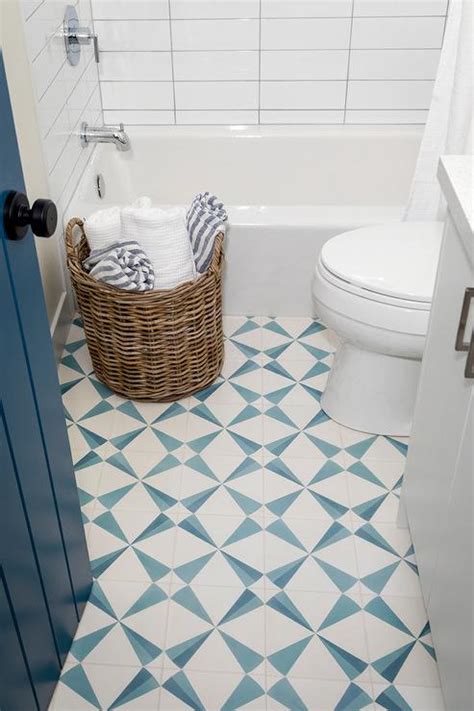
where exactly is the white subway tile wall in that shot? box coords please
[90,0,447,125]
[21,0,102,205]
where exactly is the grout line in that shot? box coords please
[90,0,106,126]
[44,53,95,141]
[258,0,262,125]
[167,0,177,125]
[345,0,355,123]
[97,47,443,53]
[99,78,436,84]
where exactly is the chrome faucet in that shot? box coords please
[80,122,131,152]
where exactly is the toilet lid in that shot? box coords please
[320,222,444,303]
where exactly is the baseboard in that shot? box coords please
[50,290,74,361]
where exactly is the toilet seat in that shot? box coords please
[320,221,444,308]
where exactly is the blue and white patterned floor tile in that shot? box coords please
[49,316,443,711]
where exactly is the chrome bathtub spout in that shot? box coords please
[80,122,131,152]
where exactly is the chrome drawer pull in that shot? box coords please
[455,287,474,351]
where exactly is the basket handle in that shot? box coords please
[65,217,85,261]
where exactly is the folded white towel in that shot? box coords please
[84,206,121,251]
[121,205,196,290]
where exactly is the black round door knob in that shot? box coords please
[3,190,58,240]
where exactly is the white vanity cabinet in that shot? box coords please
[403,156,473,711]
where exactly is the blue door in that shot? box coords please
[0,53,91,710]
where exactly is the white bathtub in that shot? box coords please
[65,125,422,316]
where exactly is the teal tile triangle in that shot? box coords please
[301,343,330,360]
[188,430,220,453]
[302,361,330,380]
[223,518,262,546]
[71,624,115,662]
[267,519,306,551]
[89,377,114,399]
[61,665,100,709]
[355,524,399,557]
[266,457,301,484]
[89,582,117,619]
[265,405,297,428]
[110,427,146,451]
[182,486,220,513]
[162,672,205,710]
[268,636,312,675]
[221,675,265,711]
[167,630,213,668]
[109,668,159,709]
[106,451,138,478]
[334,683,373,711]
[314,557,358,593]
[143,483,178,511]
[179,514,216,546]
[263,320,291,337]
[93,511,128,543]
[318,636,368,679]
[264,384,295,404]
[265,433,299,456]
[185,454,219,480]
[121,624,162,664]
[98,484,135,509]
[264,360,295,381]
[225,487,262,515]
[219,631,264,673]
[230,359,260,378]
[267,592,312,631]
[77,425,107,450]
[219,589,263,625]
[266,491,301,517]
[228,404,261,426]
[267,556,307,589]
[193,381,222,402]
[364,598,413,637]
[421,641,437,660]
[308,460,344,485]
[345,436,377,459]
[90,548,126,577]
[305,409,330,429]
[171,586,213,624]
[221,552,263,587]
[372,641,416,682]
[348,461,387,488]
[61,354,84,375]
[79,400,114,421]
[231,340,260,359]
[305,433,341,458]
[152,428,183,452]
[264,343,292,359]
[353,493,389,521]
[318,595,361,631]
[300,383,323,402]
[268,678,308,711]
[133,513,174,543]
[230,382,261,403]
[313,522,351,552]
[225,456,260,482]
[123,584,167,618]
[385,436,409,456]
[145,453,181,478]
[117,401,147,424]
[190,403,221,426]
[299,321,326,338]
[309,490,349,519]
[418,620,431,638]
[227,430,261,455]
[78,488,94,507]
[231,318,259,336]
[375,684,411,711]
[174,552,216,584]
[133,549,171,581]
[153,402,186,423]
[64,338,86,353]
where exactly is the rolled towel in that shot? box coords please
[83,206,121,251]
[121,204,195,290]
[83,241,154,292]
[187,192,228,273]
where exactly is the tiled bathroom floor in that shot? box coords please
[50,316,444,711]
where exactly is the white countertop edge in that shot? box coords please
[438,155,473,252]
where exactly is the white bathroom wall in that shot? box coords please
[13,0,103,347]
[93,0,448,126]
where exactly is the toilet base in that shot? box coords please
[321,342,421,436]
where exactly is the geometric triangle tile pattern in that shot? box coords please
[50,316,443,710]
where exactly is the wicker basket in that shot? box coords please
[65,217,224,401]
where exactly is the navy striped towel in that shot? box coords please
[83,241,154,292]
[187,192,228,273]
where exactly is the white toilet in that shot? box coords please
[312,221,444,436]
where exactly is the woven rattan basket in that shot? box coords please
[65,217,224,401]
